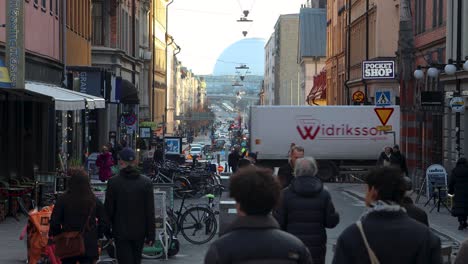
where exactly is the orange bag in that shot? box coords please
[27,206,54,264]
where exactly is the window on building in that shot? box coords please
[92,2,103,45]
[49,0,53,14]
[415,0,426,34]
[41,0,46,11]
[34,0,38,7]
[55,0,58,16]
[438,0,443,26]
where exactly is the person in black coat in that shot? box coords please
[275,157,339,264]
[278,145,304,188]
[448,158,468,230]
[105,148,155,264]
[391,145,409,175]
[49,167,109,264]
[205,166,313,264]
[402,176,429,226]
[228,147,241,173]
[333,167,441,264]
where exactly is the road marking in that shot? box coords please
[341,191,365,207]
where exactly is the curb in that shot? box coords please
[342,190,463,245]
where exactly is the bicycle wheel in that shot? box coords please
[142,225,173,259]
[180,206,217,244]
[173,177,191,199]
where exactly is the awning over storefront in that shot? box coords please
[121,79,140,104]
[25,82,105,111]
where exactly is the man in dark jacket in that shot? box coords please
[333,167,441,264]
[391,145,409,175]
[105,148,155,264]
[402,176,429,226]
[448,158,468,230]
[275,157,339,264]
[278,145,304,188]
[205,166,312,264]
[228,147,241,173]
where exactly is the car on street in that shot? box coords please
[186,146,203,160]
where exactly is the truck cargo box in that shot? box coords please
[250,106,400,161]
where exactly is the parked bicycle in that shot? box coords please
[166,188,222,245]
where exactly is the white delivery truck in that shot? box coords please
[249,105,400,181]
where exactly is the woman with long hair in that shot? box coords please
[49,167,109,264]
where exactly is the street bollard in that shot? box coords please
[219,200,237,236]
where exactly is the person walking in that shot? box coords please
[275,157,339,264]
[278,145,305,188]
[391,145,409,176]
[332,167,442,264]
[49,167,109,264]
[204,166,313,264]
[228,147,241,173]
[96,145,114,182]
[377,146,393,167]
[402,176,429,226]
[448,158,468,230]
[105,148,155,264]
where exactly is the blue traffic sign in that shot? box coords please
[375,91,392,106]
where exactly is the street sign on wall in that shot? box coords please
[449,97,465,113]
[362,61,395,80]
[375,91,392,106]
[352,91,365,103]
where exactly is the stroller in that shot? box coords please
[20,205,60,264]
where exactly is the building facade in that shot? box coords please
[325,0,347,105]
[346,0,400,105]
[299,7,327,105]
[152,0,168,126]
[166,35,179,135]
[400,0,446,173]
[273,14,301,105]
[91,0,146,149]
[441,0,467,169]
[263,33,275,105]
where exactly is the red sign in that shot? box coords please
[217,166,224,173]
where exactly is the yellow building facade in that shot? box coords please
[66,0,92,66]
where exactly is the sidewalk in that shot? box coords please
[0,215,28,263]
[342,183,467,244]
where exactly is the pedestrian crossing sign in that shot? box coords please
[375,91,392,106]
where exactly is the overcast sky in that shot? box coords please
[168,0,306,75]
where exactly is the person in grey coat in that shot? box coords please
[275,157,339,264]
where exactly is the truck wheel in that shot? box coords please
[317,161,338,182]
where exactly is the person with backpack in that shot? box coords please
[105,148,155,264]
[333,167,442,264]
